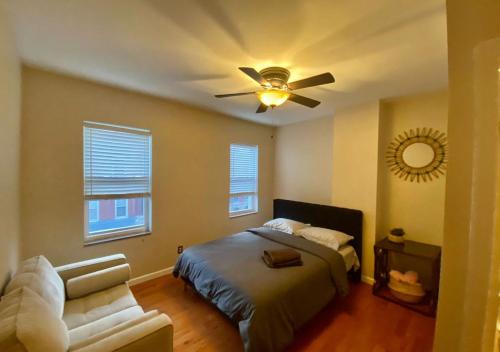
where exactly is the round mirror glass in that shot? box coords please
[402,143,435,168]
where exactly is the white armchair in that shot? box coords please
[0,254,173,352]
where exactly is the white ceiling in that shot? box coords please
[6,0,448,125]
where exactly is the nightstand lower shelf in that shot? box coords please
[373,285,435,316]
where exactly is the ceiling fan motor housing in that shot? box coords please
[259,67,290,89]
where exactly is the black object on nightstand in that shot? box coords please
[373,237,441,317]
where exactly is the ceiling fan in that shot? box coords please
[215,67,335,113]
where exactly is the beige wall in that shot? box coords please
[274,93,449,282]
[377,90,448,246]
[434,1,500,351]
[20,67,275,278]
[0,3,21,291]
[273,102,381,281]
[274,116,332,204]
[331,102,380,280]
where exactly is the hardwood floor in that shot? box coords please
[131,275,435,352]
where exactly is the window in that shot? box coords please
[84,122,152,243]
[115,199,128,219]
[229,144,258,217]
[88,200,99,223]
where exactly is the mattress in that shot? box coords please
[338,245,360,272]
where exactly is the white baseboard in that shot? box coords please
[361,275,375,285]
[128,266,174,286]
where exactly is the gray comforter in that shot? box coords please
[173,227,349,352]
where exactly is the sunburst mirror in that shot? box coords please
[386,128,447,182]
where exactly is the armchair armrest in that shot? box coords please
[66,263,131,299]
[70,311,173,352]
[55,254,127,283]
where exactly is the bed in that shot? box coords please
[173,199,363,352]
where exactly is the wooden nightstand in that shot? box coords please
[373,237,441,317]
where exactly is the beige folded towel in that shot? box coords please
[262,248,302,268]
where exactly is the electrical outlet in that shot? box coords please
[177,245,183,254]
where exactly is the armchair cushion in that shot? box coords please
[68,306,144,347]
[56,254,127,283]
[5,255,65,318]
[63,284,138,330]
[0,287,69,352]
[70,310,158,350]
[66,264,131,299]
[69,312,173,352]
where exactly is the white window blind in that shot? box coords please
[229,144,258,216]
[84,122,151,200]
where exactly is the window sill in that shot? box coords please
[84,231,151,246]
[229,211,258,218]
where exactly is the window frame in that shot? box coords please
[229,143,259,218]
[84,197,151,244]
[83,122,152,245]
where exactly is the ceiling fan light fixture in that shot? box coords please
[215,66,334,113]
[257,89,290,107]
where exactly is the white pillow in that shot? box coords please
[263,218,309,234]
[295,227,354,251]
[0,287,69,352]
[5,255,65,318]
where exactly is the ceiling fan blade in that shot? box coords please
[239,67,270,86]
[256,103,268,113]
[214,92,255,98]
[287,72,335,90]
[288,93,321,108]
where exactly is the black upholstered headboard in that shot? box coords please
[273,199,363,280]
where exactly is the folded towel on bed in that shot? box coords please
[262,248,303,268]
[262,256,302,268]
